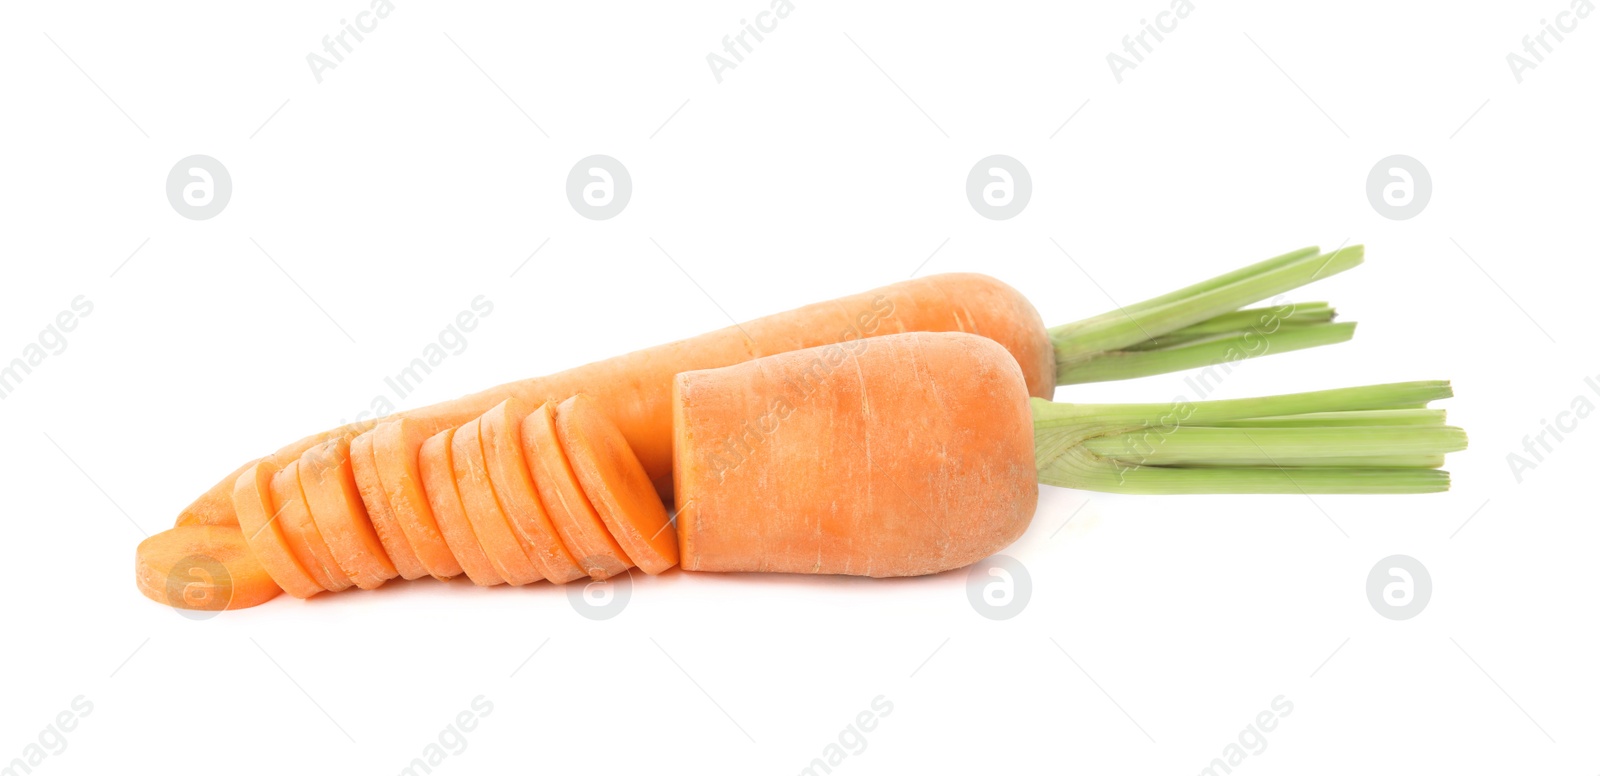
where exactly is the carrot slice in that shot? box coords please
[300,439,397,590]
[137,524,283,610]
[480,399,585,583]
[271,460,353,592]
[556,394,679,574]
[351,430,428,580]
[375,420,463,580]
[524,400,633,579]
[451,418,543,585]
[418,428,502,586]
[231,462,322,598]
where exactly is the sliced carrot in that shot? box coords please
[350,430,428,580]
[418,428,502,586]
[300,439,397,590]
[137,524,283,609]
[480,399,585,583]
[231,461,322,598]
[524,400,633,579]
[451,418,543,585]
[375,419,463,580]
[556,394,679,574]
[270,460,353,592]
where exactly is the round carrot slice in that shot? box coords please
[452,418,543,585]
[231,461,322,598]
[301,439,397,590]
[418,428,502,586]
[351,430,428,580]
[556,394,679,574]
[271,460,353,592]
[378,419,463,579]
[523,400,633,579]
[481,399,585,583]
[137,524,283,610]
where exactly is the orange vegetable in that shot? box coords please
[558,394,678,575]
[135,525,282,610]
[350,430,428,580]
[673,332,1037,576]
[271,461,352,592]
[300,439,397,590]
[374,419,464,580]
[523,400,633,579]
[418,428,502,586]
[452,420,542,585]
[231,461,322,598]
[478,399,585,583]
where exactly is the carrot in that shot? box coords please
[300,439,397,590]
[350,430,428,580]
[136,525,282,610]
[271,461,352,592]
[558,394,678,575]
[523,400,633,579]
[479,399,586,583]
[374,419,464,580]
[673,331,1037,576]
[181,247,1365,531]
[231,461,323,598]
[452,419,542,585]
[418,428,501,586]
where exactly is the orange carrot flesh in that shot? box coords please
[351,430,428,580]
[673,331,1038,577]
[452,418,543,585]
[231,462,322,598]
[136,525,283,610]
[418,428,502,586]
[376,420,464,580]
[523,401,634,579]
[270,461,353,592]
[479,399,585,583]
[557,394,678,575]
[300,439,398,590]
[173,273,1055,529]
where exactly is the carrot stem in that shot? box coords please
[1049,246,1364,384]
[1032,381,1465,494]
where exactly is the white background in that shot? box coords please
[2,1,1597,773]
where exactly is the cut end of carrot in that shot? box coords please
[232,461,323,599]
[557,394,679,575]
[136,525,282,611]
